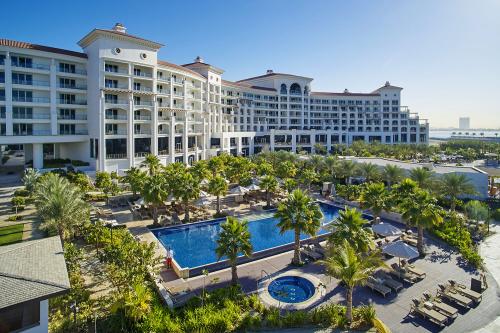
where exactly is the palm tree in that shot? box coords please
[260,175,279,208]
[409,167,434,189]
[319,240,384,325]
[190,160,210,183]
[283,178,298,193]
[207,175,228,215]
[22,168,40,193]
[207,155,226,177]
[142,174,169,225]
[328,207,373,252]
[438,173,476,211]
[324,156,337,180]
[382,164,405,189]
[141,154,161,176]
[300,168,318,191]
[356,162,380,183]
[276,160,297,180]
[275,189,323,265]
[359,182,390,221]
[336,160,357,184]
[399,189,443,255]
[173,170,200,223]
[215,217,253,285]
[34,173,89,246]
[391,178,419,206]
[122,167,147,197]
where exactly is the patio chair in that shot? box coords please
[410,299,448,327]
[422,291,458,319]
[366,277,392,297]
[300,247,322,260]
[448,279,482,303]
[311,243,326,256]
[402,235,418,247]
[377,271,403,292]
[437,284,473,308]
[390,263,419,283]
[402,261,426,279]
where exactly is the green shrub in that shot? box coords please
[11,196,26,212]
[310,303,345,327]
[492,208,500,222]
[353,304,376,329]
[7,215,22,221]
[71,160,90,167]
[13,189,30,197]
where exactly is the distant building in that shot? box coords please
[459,117,470,130]
[0,236,70,333]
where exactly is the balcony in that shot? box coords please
[158,150,169,156]
[134,115,151,121]
[14,113,50,120]
[105,83,128,90]
[12,97,50,103]
[133,72,153,78]
[106,129,127,135]
[58,68,87,75]
[172,78,183,85]
[12,61,49,71]
[134,101,154,107]
[58,99,87,105]
[105,99,129,105]
[58,114,87,120]
[105,114,127,120]
[105,68,128,75]
[133,86,153,92]
[157,102,170,108]
[157,77,170,82]
[157,89,169,95]
[134,129,151,135]
[12,79,50,87]
[32,130,52,136]
[58,83,87,90]
[60,130,88,135]
[158,128,170,135]
[134,152,150,158]
[106,153,127,159]
[173,92,184,97]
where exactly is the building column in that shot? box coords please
[33,143,44,169]
[4,52,13,136]
[127,93,134,167]
[270,130,275,151]
[169,116,175,163]
[50,59,58,135]
[237,136,242,155]
[183,117,188,165]
[327,131,332,153]
[310,132,316,153]
[291,131,297,152]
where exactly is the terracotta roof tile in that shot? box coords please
[157,60,206,79]
[0,39,87,59]
[310,91,380,97]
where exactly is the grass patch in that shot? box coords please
[0,224,24,246]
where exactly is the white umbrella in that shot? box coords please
[246,183,260,191]
[135,198,145,206]
[382,240,419,264]
[199,190,209,198]
[372,222,402,237]
[200,179,209,186]
[229,186,249,195]
[195,197,212,207]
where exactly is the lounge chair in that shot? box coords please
[300,247,322,260]
[377,271,403,292]
[366,277,392,297]
[410,299,448,327]
[422,291,458,319]
[390,263,419,283]
[437,284,473,308]
[402,262,426,279]
[311,243,326,256]
[448,280,482,303]
[402,234,418,247]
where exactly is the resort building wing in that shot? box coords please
[0,23,429,173]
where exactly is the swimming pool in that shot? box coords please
[152,202,342,269]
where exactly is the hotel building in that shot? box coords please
[0,24,429,173]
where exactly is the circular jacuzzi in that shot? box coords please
[267,275,316,303]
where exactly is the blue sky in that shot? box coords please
[1,0,499,128]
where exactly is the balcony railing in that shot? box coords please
[134,115,152,121]
[106,153,127,159]
[58,83,87,90]
[173,92,184,97]
[105,84,128,89]
[58,114,87,120]
[105,114,127,120]
[59,68,87,75]
[158,129,170,135]
[106,129,127,135]
[134,129,151,135]
[12,61,50,71]
[14,113,50,120]
[32,130,51,135]
[105,99,128,105]
[58,99,87,105]
[157,89,169,95]
[12,79,50,87]
[172,79,183,85]
[158,150,169,155]
[133,86,153,92]
[133,72,153,78]
[134,152,150,157]
[157,77,170,82]
[60,130,88,135]
[105,68,128,74]
[133,101,154,106]
[12,97,50,103]
[157,102,170,108]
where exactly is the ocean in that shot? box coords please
[430,130,500,139]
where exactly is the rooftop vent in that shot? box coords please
[112,23,127,33]
[385,81,390,86]
[266,69,274,74]
[344,89,349,93]
[194,56,204,63]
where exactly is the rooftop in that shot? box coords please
[0,236,70,310]
[0,39,87,59]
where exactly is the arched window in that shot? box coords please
[290,83,301,95]
[280,84,287,94]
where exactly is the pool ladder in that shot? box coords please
[259,270,272,289]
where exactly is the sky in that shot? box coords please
[1,0,499,129]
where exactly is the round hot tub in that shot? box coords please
[267,275,316,303]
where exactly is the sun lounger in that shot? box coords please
[390,263,419,283]
[448,280,482,303]
[404,264,426,279]
[301,247,322,260]
[411,299,448,327]
[402,235,418,247]
[311,243,326,256]
[377,271,403,292]
[366,277,392,297]
[437,284,473,308]
[422,291,458,319]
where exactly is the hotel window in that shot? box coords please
[0,106,5,119]
[12,73,32,85]
[0,90,4,101]
[13,123,32,135]
[13,107,33,119]
[133,68,141,76]
[133,82,141,90]
[105,94,118,103]
[12,90,32,102]
[392,100,399,105]
[105,64,118,73]
[0,55,5,65]
[0,72,4,83]
[59,63,75,73]
[59,109,75,119]
[11,56,32,68]
[105,79,118,88]
[59,78,75,89]
[60,94,75,104]
[60,124,75,135]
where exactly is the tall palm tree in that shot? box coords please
[207,175,228,215]
[173,170,200,223]
[215,217,253,285]
[141,154,162,176]
[260,175,279,208]
[438,173,476,211]
[142,174,169,225]
[382,164,405,190]
[34,173,89,246]
[319,240,384,325]
[276,160,297,180]
[207,155,226,177]
[328,207,373,252]
[336,160,357,184]
[122,167,147,196]
[324,156,337,180]
[356,162,380,183]
[190,160,210,183]
[409,167,434,189]
[399,189,443,255]
[300,168,318,191]
[275,189,323,265]
[359,182,390,221]
[22,168,40,193]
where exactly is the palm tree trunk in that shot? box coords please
[346,287,353,325]
[293,228,301,265]
[266,190,270,208]
[152,205,158,225]
[184,200,190,223]
[231,261,238,285]
[450,199,456,211]
[216,195,221,214]
[417,225,424,255]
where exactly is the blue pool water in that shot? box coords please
[152,203,342,268]
[268,276,315,303]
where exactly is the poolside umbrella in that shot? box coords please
[229,186,249,195]
[195,197,212,207]
[135,198,145,206]
[246,183,260,191]
[382,240,419,266]
[200,178,209,186]
[199,190,209,198]
[372,222,402,237]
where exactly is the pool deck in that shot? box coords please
[108,200,500,333]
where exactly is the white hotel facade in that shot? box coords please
[0,24,429,173]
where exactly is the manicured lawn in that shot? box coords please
[0,224,24,246]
